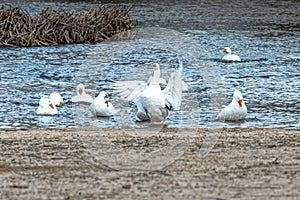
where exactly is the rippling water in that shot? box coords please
[0,0,299,130]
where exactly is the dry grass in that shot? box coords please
[0,4,136,47]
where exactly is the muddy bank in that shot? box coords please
[0,128,299,199]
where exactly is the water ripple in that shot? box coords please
[0,0,299,130]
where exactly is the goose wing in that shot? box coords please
[162,59,184,110]
[163,71,183,110]
[113,80,148,102]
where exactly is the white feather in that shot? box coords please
[113,62,185,123]
[50,92,63,106]
[222,47,241,62]
[36,96,58,115]
[90,91,120,117]
[217,90,247,121]
[72,83,94,104]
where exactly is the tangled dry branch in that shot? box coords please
[0,4,136,47]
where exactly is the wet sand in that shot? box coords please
[0,128,299,199]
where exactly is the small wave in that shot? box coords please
[209,58,269,63]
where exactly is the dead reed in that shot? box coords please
[0,4,136,47]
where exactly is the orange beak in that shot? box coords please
[105,100,109,107]
[238,100,243,107]
[59,102,63,106]
[49,103,54,109]
[79,87,83,95]
[223,48,227,53]
[153,63,158,67]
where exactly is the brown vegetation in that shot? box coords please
[0,4,136,47]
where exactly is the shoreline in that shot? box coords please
[1,128,299,199]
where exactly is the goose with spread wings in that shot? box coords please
[113,62,184,123]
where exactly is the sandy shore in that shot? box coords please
[0,128,299,199]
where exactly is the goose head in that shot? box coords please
[223,47,232,54]
[50,92,63,106]
[39,96,55,109]
[233,90,244,107]
[77,83,85,95]
[153,63,160,70]
[151,63,161,83]
[99,91,110,107]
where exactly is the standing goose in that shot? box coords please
[222,47,241,62]
[217,90,247,121]
[90,91,120,117]
[72,83,94,104]
[114,62,183,123]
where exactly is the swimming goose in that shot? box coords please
[222,47,241,62]
[50,92,63,106]
[90,91,120,117]
[72,83,94,104]
[114,62,183,123]
[217,90,247,121]
[36,96,58,115]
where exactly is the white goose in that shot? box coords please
[90,91,120,117]
[36,96,58,115]
[114,63,183,123]
[217,90,247,121]
[50,92,63,106]
[72,83,94,104]
[113,74,188,98]
[222,47,241,62]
